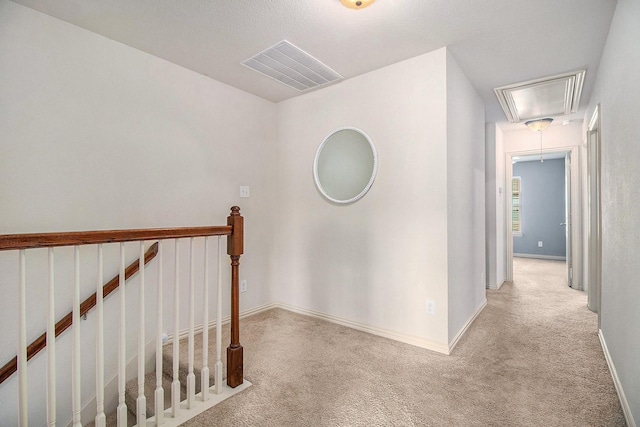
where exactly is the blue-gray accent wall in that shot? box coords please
[513,158,566,258]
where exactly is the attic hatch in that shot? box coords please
[494,70,586,123]
[241,40,343,92]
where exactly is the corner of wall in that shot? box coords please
[444,50,487,343]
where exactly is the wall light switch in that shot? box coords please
[240,186,250,198]
[538,241,543,247]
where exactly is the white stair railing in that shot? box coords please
[117,242,128,426]
[137,241,147,426]
[72,246,82,427]
[215,237,224,394]
[187,238,196,409]
[0,206,246,427]
[47,248,56,427]
[171,239,181,419]
[201,237,211,402]
[95,244,106,427]
[17,249,28,425]
[155,240,164,425]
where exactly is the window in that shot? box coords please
[512,176,522,236]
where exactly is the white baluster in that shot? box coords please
[72,246,82,427]
[46,248,56,427]
[171,240,180,417]
[214,236,223,394]
[17,250,28,427]
[186,238,195,408]
[155,241,165,425]
[117,243,127,426]
[201,237,210,402]
[95,244,106,427]
[137,242,147,426]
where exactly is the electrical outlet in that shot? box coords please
[538,241,543,247]
[425,300,435,315]
[240,280,247,293]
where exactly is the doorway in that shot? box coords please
[505,146,582,290]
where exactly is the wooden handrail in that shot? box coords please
[0,206,244,393]
[0,225,232,251]
[0,242,159,385]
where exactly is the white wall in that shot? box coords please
[445,51,486,343]
[0,1,277,424]
[274,47,485,351]
[502,124,582,154]
[274,49,451,348]
[584,0,640,422]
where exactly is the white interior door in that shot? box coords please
[565,153,573,287]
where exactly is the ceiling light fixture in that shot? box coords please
[524,118,553,132]
[524,118,553,162]
[340,0,375,9]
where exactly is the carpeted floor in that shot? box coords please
[182,258,626,426]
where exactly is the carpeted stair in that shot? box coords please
[87,324,230,426]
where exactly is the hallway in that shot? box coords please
[180,258,625,426]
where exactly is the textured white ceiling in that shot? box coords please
[9,0,617,128]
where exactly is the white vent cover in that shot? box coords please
[242,40,343,92]
[494,70,586,123]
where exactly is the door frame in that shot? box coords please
[505,145,582,288]
[565,152,573,287]
[587,105,602,321]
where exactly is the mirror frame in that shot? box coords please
[313,126,378,204]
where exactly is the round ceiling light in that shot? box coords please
[524,118,553,132]
[340,0,375,10]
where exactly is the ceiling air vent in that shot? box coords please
[494,70,586,123]
[242,40,343,92]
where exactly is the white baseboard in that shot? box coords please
[448,299,487,353]
[487,281,507,290]
[274,302,450,355]
[599,329,636,427]
[147,381,252,427]
[514,253,566,261]
[165,302,278,344]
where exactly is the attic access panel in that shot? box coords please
[494,70,586,123]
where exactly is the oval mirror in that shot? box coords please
[313,127,378,204]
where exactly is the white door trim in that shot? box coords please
[505,146,582,288]
[565,152,573,287]
[587,105,602,320]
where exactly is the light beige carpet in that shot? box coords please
[182,258,625,426]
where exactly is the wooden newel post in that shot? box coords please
[227,206,243,388]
